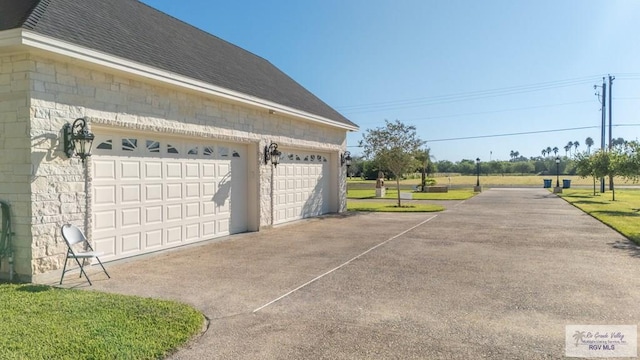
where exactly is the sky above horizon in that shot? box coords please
[141,0,640,162]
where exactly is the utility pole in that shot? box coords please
[600,77,606,193]
[608,74,615,191]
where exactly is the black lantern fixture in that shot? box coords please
[555,156,561,188]
[341,151,352,167]
[264,142,281,167]
[63,118,95,164]
[476,157,481,187]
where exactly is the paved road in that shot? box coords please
[79,188,640,359]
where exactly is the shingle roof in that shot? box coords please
[0,0,356,129]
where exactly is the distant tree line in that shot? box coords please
[350,156,578,179]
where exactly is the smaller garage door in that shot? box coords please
[273,150,331,224]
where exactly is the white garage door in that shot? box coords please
[273,150,330,224]
[91,134,247,261]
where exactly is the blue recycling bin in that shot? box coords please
[562,179,571,189]
[543,179,552,188]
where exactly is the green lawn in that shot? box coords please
[559,189,640,245]
[0,283,204,359]
[347,188,476,200]
[347,201,444,212]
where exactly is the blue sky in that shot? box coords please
[141,0,640,162]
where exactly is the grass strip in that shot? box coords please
[559,189,640,245]
[347,188,475,200]
[347,201,444,212]
[0,283,204,359]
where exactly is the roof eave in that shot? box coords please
[6,29,358,132]
[0,28,24,48]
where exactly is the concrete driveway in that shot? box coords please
[79,188,640,359]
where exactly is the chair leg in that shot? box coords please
[59,257,69,285]
[95,257,110,279]
[73,256,92,286]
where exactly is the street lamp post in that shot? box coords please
[555,156,560,187]
[476,158,480,186]
[553,156,562,194]
[474,158,482,192]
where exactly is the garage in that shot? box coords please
[91,134,248,261]
[273,149,331,224]
[1,0,358,281]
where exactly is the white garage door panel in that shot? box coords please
[92,135,248,261]
[273,150,331,224]
[146,230,162,249]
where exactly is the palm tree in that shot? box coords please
[546,146,552,157]
[552,146,559,156]
[612,137,626,149]
[585,137,594,154]
[509,150,515,161]
[566,141,574,157]
[573,141,580,154]
[573,331,586,346]
[513,151,520,161]
[414,148,434,192]
[541,149,547,157]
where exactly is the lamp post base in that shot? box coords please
[474,185,482,192]
[553,186,563,194]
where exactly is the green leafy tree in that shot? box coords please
[456,159,477,175]
[360,120,425,206]
[512,161,534,175]
[360,159,388,180]
[436,160,455,173]
[618,141,640,182]
[487,160,504,175]
[590,148,627,201]
[574,152,597,195]
[347,155,364,178]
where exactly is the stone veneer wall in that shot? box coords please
[0,54,33,280]
[20,53,347,278]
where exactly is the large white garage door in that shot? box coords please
[273,150,331,224]
[91,134,247,261]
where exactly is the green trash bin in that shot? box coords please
[543,179,552,188]
[562,179,571,189]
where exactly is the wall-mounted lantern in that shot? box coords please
[63,118,95,164]
[341,151,352,168]
[264,142,281,167]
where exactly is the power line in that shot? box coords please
[337,74,640,115]
[425,126,599,143]
[346,123,640,148]
[401,100,593,122]
[336,76,602,114]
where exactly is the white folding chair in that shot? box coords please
[60,224,110,286]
